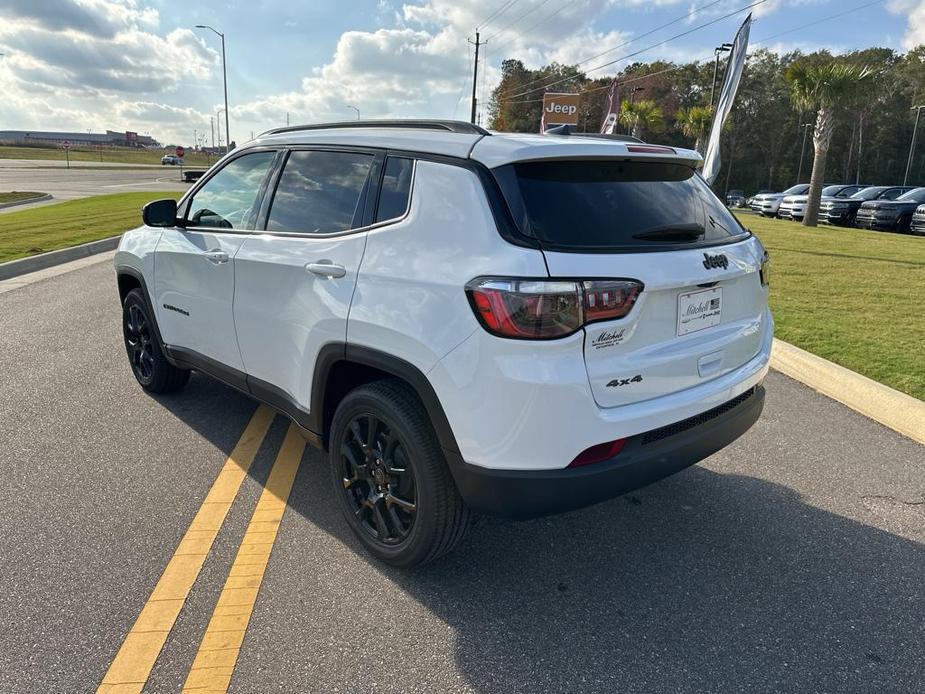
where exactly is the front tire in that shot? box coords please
[122,288,190,393]
[329,380,470,568]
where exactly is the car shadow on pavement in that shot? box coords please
[155,379,924,693]
[284,449,925,694]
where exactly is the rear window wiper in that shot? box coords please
[632,224,705,242]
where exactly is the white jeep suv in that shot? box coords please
[115,120,772,567]
[749,183,809,216]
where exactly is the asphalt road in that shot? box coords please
[0,159,191,213]
[1,255,923,693]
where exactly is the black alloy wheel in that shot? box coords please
[124,302,156,386]
[121,288,189,393]
[339,414,417,545]
[329,380,470,567]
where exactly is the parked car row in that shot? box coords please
[739,183,925,234]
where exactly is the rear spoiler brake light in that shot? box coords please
[626,145,676,155]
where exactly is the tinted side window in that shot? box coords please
[266,150,374,233]
[376,157,413,222]
[187,152,275,229]
[882,188,903,200]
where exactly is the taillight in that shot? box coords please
[466,278,642,340]
[569,438,626,467]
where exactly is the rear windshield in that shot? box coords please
[494,160,749,252]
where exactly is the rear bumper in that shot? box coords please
[447,385,765,519]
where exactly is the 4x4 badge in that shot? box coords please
[702,252,728,270]
[606,374,643,388]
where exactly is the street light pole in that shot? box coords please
[904,105,924,186]
[710,43,733,108]
[216,109,225,149]
[196,25,230,154]
[346,104,360,120]
[797,122,813,183]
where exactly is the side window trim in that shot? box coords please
[179,148,280,232]
[259,148,387,237]
[374,155,416,224]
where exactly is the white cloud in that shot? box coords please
[0,0,215,143]
[889,0,925,49]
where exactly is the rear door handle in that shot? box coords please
[305,261,347,278]
[203,250,230,264]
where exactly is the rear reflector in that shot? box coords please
[569,438,626,467]
[626,145,676,154]
[466,277,642,340]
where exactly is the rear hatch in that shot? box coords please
[492,157,768,408]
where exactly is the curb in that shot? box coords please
[0,193,53,209]
[0,235,121,281]
[771,338,925,446]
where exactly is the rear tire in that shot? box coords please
[122,288,190,393]
[329,379,470,568]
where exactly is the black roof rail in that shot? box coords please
[260,119,490,137]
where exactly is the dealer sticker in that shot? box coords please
[677,287,722,336]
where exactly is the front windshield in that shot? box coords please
[782,184,809,195]
[852,187,885,200]
[822,185,844,196]
[897,188,925,202]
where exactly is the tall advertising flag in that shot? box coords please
[702,14,751,185]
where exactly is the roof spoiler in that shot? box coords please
[543,124,644,144]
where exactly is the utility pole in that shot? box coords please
[210,116,215,149]
[856,114,863,184]
[904,105,924,186]
[797,122,813,183]
[710,43,733,108]
[468,32,484,125]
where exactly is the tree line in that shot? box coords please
[487,47,925,199]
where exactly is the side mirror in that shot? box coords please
[142,198,178,227]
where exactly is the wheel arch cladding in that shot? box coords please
[313,343,462,456]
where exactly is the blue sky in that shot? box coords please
[0,0,916,145]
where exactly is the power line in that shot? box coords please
[500,0,767,101]
[497,0,736,100]
[453,40,474,118]
[477,0,520,31]
[487,0,555,42]
[497,0,887,106]
[754,0,885,44]
[491,0,583,55]
[503,65,680,104]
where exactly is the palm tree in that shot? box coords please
[787,61,874,226]
[675,105,714,155]
[619,100,663,140]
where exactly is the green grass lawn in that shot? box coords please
[0,145,216,167]
[0,192,180,263]
[736,212,925,400]
[0,191,45,203]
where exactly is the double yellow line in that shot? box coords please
[98,406,306,693]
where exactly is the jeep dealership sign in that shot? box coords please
[541,92,580,131]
